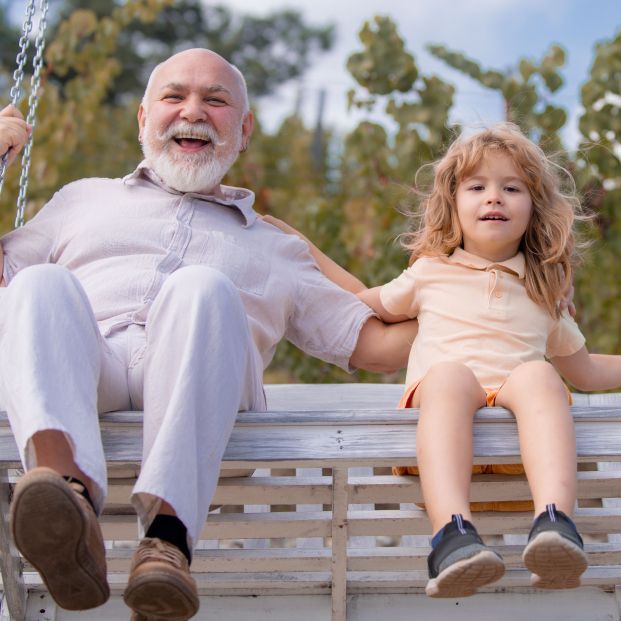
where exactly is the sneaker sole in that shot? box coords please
[124,570,199,621]
[426,549,505,598]
[522,531,588,589]
[10,468,109,610]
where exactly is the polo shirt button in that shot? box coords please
[494,291,503,298]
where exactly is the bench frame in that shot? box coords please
[0,384,620,621]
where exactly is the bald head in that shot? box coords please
[142,48,249,114]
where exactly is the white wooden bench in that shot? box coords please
[0,384,620,621]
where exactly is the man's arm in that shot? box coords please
[350,315,418,373]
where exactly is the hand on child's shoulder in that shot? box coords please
[560,284,576,318]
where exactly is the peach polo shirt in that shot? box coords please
[380,248,585,389]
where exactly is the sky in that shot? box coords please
[220,0,621,148]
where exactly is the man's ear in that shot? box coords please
[137,104,146,143]
[240,111,254,152]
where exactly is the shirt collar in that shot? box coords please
[446,247,526,279]
[124,161,258,227]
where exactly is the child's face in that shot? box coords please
[455,152,533,262]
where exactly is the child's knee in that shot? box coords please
[425,361,478,387]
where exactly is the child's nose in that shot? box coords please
[485,192,502,205]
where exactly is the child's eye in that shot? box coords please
[470,184,484,191]
[505,186,520,192]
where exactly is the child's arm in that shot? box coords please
[551,346,621,391]
[358,287,410,324]
[262,215,366,294]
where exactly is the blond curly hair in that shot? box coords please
[404,123,584,317]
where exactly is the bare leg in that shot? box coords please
[494,361,576,517]
[31,430,97,500]
[414,362,487,534]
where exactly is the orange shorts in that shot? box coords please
[393,382,572,512]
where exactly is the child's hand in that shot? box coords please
[0,105,31,166]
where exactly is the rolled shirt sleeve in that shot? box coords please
[379,264,419,318]
[284,248,374,371]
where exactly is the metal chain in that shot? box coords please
[15,0,49,228]
[0,0,37,196]
[0,0,49,227]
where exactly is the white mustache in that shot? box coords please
[158,121,225,147]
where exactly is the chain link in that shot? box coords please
[15,0,49,228]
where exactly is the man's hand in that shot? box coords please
[560,283,576,318]
[0,105,31,167]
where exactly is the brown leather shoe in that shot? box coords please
[10,466,109,610]
[124,537,199,620]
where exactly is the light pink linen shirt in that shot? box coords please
[380,248,586,389]
[1,163,373,371]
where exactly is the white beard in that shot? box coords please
[141,119,242,193]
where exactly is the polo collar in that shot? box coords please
[124,161,257,227]
[446,247,526,279]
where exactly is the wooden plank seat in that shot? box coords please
[0,384,620,620]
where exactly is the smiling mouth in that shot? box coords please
[480,214,508,221]
[174,137,211,149]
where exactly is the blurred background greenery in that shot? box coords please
[1,0,620,384]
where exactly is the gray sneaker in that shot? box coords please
[523,503,588,589]
[426,514,505,598]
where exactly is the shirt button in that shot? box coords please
[494,291,503,298]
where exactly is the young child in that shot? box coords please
[264,123,621,598]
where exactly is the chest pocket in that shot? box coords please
[199,231,269,296]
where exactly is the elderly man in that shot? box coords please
[0,49,415,620]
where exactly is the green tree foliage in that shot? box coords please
[23,0,334,101]
[573,28,621,354]
[428,42,567,151]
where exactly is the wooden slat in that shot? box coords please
[348,471,621,504]
[346,543,621,571]
[347,508,621,537]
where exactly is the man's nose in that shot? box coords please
[180,96,207,122]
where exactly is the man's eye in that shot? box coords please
[163,95,182,101]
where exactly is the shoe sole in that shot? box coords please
[522,531,588,589]
[10,468,109,610]
[124,570,199,621]
[426,549,505,598]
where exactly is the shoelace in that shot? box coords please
[452,514,467,535]
[546,503,557,522]
[133,538,186,570]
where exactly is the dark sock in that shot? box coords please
[63,476,96,512]
[146,514,192,563]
